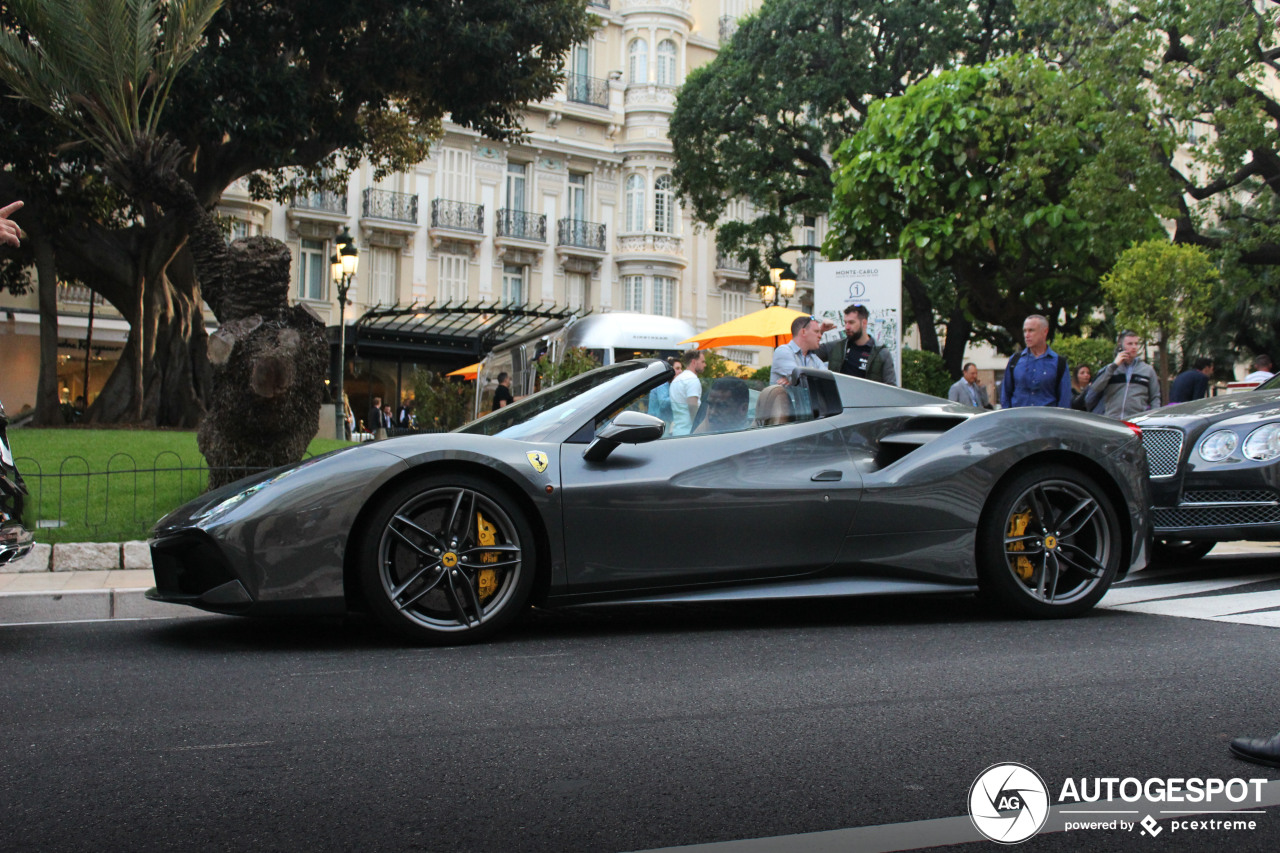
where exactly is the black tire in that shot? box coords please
[1151,539,1215,566]
[977,465,1121,618]
[359,474,536,644]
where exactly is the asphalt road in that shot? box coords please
[1,553,1278,853]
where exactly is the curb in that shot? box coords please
[1,540,153,573]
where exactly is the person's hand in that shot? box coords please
[1114,351,1131,367]
[819,319,836,332]
[0,201,23,248]
[776,377,790,386]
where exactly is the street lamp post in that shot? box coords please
[331,227,359,441]
[761,257,797,308]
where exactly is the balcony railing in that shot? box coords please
[716,253,750,273]
[497,209,547,242]
[558,218,607,251]
[431,199,484,233]
[566,73,610,108]
[290,190,347,215]
[57,282,107,307]
[588,0,610,7]
[795,253,815,282]
[362,188,418,223]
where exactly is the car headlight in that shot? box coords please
[1198,429,1239,462]
[1243,423,1280,461]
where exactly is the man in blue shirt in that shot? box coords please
[1000,314,1072,409]
[770,315,827,385]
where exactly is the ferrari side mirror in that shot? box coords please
[583,410,666,462]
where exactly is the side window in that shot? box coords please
[595,377,816,440]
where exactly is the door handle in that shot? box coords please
[811,470,842,482]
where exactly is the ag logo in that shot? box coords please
[526,451,549,474]
[968,763,1050,844]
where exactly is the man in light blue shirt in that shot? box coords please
[770,315,827,385]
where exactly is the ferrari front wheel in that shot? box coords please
[360,474,535,644]
[977,465,1121,618]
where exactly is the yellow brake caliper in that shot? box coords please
[476,512,499,600]
[1007,510,1035,581]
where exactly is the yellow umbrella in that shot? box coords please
[679,305,808,350]
[446,361,482,380]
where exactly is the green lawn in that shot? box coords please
[9,428,353,544]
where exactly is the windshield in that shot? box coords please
[1258,374,1280,391]
[458,362,655,441]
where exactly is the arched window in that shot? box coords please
[654,174,674,234]
[628,38,648,84]
[656,40,677,86]
[625,175,645,232]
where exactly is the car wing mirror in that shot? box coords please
[583,410,665,462]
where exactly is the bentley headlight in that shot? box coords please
[1243,423,1280,461]
[1198,429,1238,462]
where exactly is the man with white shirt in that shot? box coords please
[669,349,705,436]
[1245,354,1274,384]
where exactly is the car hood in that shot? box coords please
[1135,389,1280,434]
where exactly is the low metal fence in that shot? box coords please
[13,452,303,542]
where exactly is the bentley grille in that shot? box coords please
[1141,427,1184,478]
[1153,504,1280,529]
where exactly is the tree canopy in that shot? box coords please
[824,55,1168,372]
[0,0,595,425]
[669,0,1019,279]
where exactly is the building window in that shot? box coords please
[439,254,468,303]
[298,238,327,301]
[623,275,645,313]
[502,263,526,306]
[568,172,588,223]
[505,161,527,212]
[371,247,398,306]
[656,40,677,86]
[572,41,590,78]
[722,290,745,321]
[439,147,472,201]
[652,276,676,317]
[567,272,587,311]
[654,174,674,234]
[625,175,645,232]
[628,38,648,84]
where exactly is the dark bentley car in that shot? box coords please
[0,399,34,566]
[148,360,1150,643]
[1134,374,1280,563]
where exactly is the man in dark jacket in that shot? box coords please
[1169,357,1214,403]
[817,304,897,385]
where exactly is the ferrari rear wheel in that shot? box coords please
[360,474,535,644]
[1151,538,1215,565]
[978,465,1121,618]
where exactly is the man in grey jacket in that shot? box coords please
[1085,331,1161,418]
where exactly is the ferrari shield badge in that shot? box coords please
[526,451,549,474]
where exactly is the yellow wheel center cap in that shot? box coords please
[441,551,459,568]
[1043,535,1058,551]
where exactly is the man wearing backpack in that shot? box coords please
[1000,314,1072,409]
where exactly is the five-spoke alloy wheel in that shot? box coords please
[360,474,535,643]
[978,465,1121,618]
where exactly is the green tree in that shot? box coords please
[536,347,601,387]
[1022,0,1280,266]
[0,0,594,426]
[1101,240,1219,397]
[412,369,475,432]
[1053,336,1119,380]
[825,55,1168,374]
[670,0,1019,295]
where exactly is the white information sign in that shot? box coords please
[814,259,902,386]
